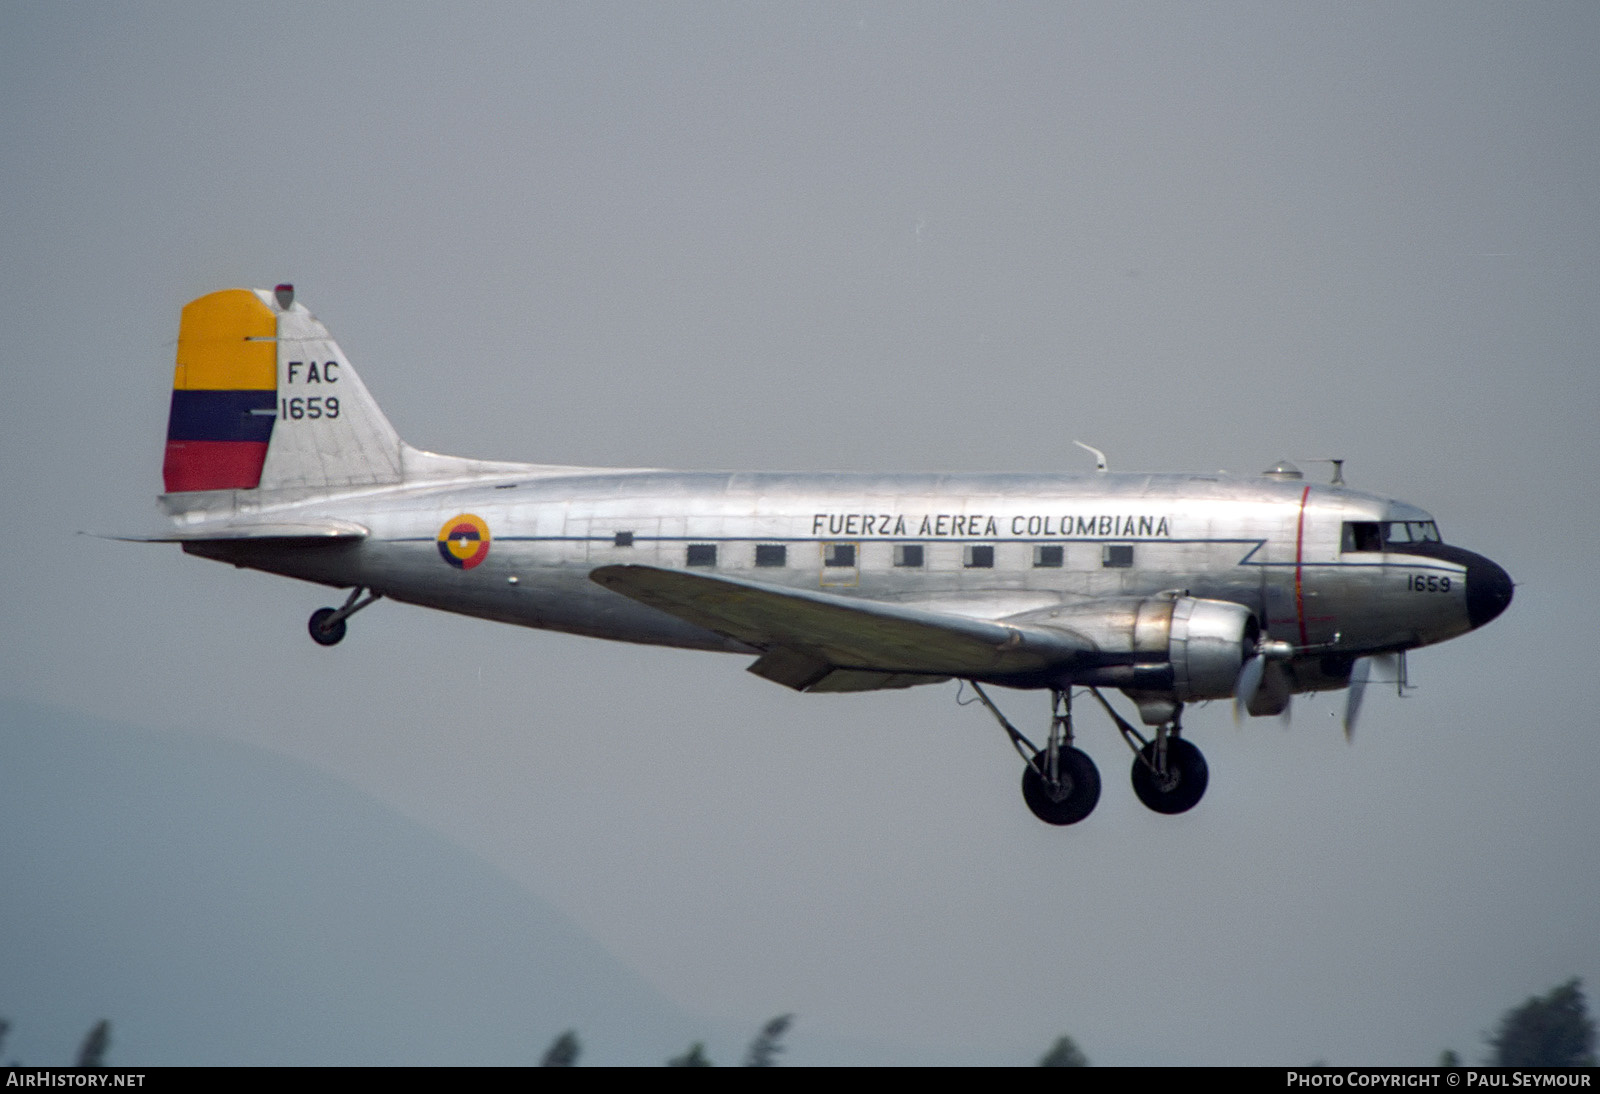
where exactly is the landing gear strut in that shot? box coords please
[968,683,1101,825]
[308,587,383,646]
[967,683,1211,824]
[1085,689,1209,815]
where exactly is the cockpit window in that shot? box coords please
[1384,521,1441,545]
[1341,522,1383,553]
[1343,520,1442,552]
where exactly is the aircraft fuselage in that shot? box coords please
[185,467,1509,679]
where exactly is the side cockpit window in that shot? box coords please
[1341,521,1383,553]
[1343,520,1442,553]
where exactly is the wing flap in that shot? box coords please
[746,646,836,690]
[590,564,1089,686]
[745,646,951,692]
[802,668,950,693]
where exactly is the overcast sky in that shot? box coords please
[3,2,1597,1065]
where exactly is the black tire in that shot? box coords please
[1021,747,1102,826]
[1130,737,1208,814]
[308,607,346,647]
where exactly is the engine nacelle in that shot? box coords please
[1161,596,1259,701]
[1034,594,1259,701]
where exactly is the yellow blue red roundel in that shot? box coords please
[437,514,491,569]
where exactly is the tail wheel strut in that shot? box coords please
[308,587,383,646]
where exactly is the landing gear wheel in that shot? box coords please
[1021,747,1102,826]
[308,607,346,647]
[1131,738,1208,814]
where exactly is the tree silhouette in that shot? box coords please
[76,1020,110,1068]
[540,1029,580,1066]
[743,1014,793,1067]
[667,1042,713,1066]
[1038,1034,1090,1066]
[1487,978,1596,1067]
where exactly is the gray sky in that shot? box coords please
[3,1,1597,1064]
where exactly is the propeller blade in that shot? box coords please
[1380,652,1402,694]
[1343,656,1372,741]
[1344,653,1402,740]
[1234,653,1266,723]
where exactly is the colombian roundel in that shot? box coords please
[437,513,491,570]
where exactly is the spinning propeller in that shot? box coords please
[1233,653,1266,723]
[1342,653,1400,741]
[1235,643,1402,740]
[1233,635,1294,723]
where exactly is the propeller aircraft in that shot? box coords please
[129,286,1514,825]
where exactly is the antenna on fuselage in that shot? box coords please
[1073,440,1108,473]
[1297,458,1347,485]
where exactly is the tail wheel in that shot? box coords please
[308,607,347,647]
[1021,747,1102,826]
[1131,738,1208,814]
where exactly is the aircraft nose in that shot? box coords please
[1465,552,1513,629]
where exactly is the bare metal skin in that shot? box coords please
[140,288,1512,825]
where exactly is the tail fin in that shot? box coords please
[162,289,279,492]
[162,286,404,494]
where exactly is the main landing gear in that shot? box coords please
[307,587,383,646]
[968,684,1100,825]
[967,682,1209,825]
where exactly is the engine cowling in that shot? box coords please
[1031,594,1259,700]
[1162,596,1259,701]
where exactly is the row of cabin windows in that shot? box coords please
[674,541,1134,569]
[641,525,1446,560]
[676,526,1447,563]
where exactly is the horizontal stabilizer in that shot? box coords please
[590,564,1088,688]
[97,519,369,543]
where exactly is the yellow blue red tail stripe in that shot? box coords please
[162,289,277,492]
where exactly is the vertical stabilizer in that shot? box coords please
[257,291,403,490]
[161,287,406,495]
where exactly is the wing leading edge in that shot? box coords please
[589,564,1092,692]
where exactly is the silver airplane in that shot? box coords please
[131,285,1513,825]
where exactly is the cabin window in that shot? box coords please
[1102,544,1134,568]
[893,543,924,568]
[1341,522,1383,553]
[1033,545,1064,568]
[613,531,634,547]
[755,544,787,567]
[964,544,995,569]
[686,543,717,567]
[823,543,856,568]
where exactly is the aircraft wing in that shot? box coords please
[98,519,370,543]
[590,564,1090,692]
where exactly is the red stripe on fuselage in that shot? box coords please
[162,439,268,492]
[1294,484,1311,647]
